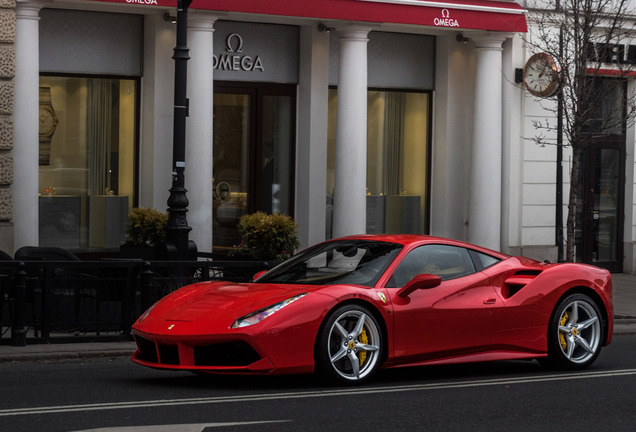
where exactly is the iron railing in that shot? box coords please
[0,259,278,346]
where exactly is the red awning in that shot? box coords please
[94,0,527,32]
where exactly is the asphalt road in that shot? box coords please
[1,334,635,432]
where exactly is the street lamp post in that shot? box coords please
[165,0,197,261]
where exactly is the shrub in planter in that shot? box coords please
[122,207,168,248]
[231,212,299,261]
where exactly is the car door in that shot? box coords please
[386,244,504,363]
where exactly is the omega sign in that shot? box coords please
[213,33,265,72]
[434,9,460,28]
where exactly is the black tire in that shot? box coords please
[315,304,383,384]
[544,293,603,370]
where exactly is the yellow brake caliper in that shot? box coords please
[359,328,368,367]
[559,311,569,350]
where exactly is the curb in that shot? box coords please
[614,318,636,336]
[0,342,137,364]
[0,349,135,363]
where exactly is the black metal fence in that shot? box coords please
[0,259,277,346]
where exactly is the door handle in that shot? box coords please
[483,298,497,305]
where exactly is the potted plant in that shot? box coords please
[120,208,168,260]
[231,212,299,261]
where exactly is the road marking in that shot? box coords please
[71,421,290,432]
[1,368,635,417]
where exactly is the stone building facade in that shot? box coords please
[0,0,14,254]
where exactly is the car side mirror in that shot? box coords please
[252,270,268,281]
[397,274,442,298]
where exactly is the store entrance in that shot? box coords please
[576,137,625,273]
[212,82,296,253]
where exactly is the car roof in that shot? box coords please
[332,234,510,259]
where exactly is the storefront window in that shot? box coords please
[38,76,137,251]
[327,89,431,237]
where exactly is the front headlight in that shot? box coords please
[138,302,158,324]
[231,293,308,328]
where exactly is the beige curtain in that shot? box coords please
[87,79,115,196]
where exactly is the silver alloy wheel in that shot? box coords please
[326,309,381,381]
[557,299,601,364]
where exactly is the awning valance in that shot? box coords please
[96,0,527,32]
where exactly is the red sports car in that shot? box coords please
[131,235,613,384]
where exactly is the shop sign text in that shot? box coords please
[125,0,158,4]
[434,9,459,28]
[213,33,265,72]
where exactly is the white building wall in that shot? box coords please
[502,36,524,255]
[140,13,174,211]
[430,34,474,241]
[626,81,636,273]
[512,32,561,262]
[296,24,329,250]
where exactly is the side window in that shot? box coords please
[470,250,501,270]
[387,244,477,287]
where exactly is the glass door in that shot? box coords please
[213,83,296,253]
[259,94,294,214]
[577,141,625,272]
[575,78,626,272]
[213,91,252,250]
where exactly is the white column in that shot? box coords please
[14,0,45,251]
[296,25,329,249]
[186,12,216,253]
[332,25,371,238]
[140,14,175,210]
[468,35,506,250]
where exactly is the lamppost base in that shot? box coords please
[163,240,198,261]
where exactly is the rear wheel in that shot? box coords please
[545,294,603,370]
[315,304,383,384]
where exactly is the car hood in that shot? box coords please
[146,281,328,325]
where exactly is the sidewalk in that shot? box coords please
[0,273,634,363]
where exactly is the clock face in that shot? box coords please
[524,53,561,97]
[39,106,58,137]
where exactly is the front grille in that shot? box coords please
[194,341,261,367]
[135,336,158,363]
[158,344,179,365]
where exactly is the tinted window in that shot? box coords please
[258,240,402,286]
[471,250,501,270]
[387,244,476,287]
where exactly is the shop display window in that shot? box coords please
[327,89,431,237]
[38,76,137,251]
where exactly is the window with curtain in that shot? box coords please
[38,76,137,251]
[326,89,431,238]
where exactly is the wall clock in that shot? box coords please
[523,53,562,97]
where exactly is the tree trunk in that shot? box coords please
[566,145,583,262]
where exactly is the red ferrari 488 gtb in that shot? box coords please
[132,235,613,384]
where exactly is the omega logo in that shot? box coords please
[434,9,460,27]
[213,33,265,72]
[225,33,244,53]
[125,0,158,4]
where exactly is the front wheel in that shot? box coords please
[315,304,383,384]
[545,293,603,370]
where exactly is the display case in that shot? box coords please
[385,195,421,234]
[39,195,81,248]
[89,195,129,248]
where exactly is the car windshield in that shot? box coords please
[257,240,403,286]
